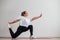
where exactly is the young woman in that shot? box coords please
[8,11,42,39]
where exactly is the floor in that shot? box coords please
[0,37,60,40]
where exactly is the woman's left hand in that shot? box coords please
[40,13,42,17]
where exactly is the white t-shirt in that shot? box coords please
[18,16,31,27]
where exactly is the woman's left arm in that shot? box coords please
[31,13,42,21]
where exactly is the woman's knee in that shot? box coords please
[28,25,33,28]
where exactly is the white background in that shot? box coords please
[0,0,60,37]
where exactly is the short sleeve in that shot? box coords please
[29,18,32,22]
[17,16,22,20]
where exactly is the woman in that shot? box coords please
[8,11,42,39]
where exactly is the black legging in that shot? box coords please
[9,25,33,38]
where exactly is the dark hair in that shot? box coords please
[21,11,26,16]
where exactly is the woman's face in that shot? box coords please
[24,11,28,17]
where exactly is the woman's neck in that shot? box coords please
[23,16,28,18]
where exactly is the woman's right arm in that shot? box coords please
[8,19,20,24]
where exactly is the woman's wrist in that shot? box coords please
[8,22,12,24]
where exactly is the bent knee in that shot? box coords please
[28,25,33,28]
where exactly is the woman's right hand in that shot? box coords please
[8,22,11,28]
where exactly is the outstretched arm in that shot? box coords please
[8,19,20,24]
[31,13,42,21]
